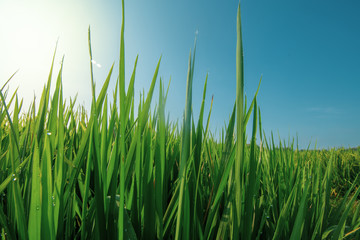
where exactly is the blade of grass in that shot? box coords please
[175,46,195,240]
[289,181,310,240]
[88,26,106,239]
[54,82,65,238]
[118,0,126,239]
[243,98,258,240]
[155,79,166,239]
[235,3,245,237]
[28,138,41,240]
[41,135,55,239]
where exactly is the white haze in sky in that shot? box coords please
[0,0,115,111]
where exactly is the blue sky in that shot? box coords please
[0,0,359,149]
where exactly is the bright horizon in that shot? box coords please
[0,0,359,149]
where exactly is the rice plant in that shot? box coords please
[0,1,359,239]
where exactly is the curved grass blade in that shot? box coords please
[289,181,310,240]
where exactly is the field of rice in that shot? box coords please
[1,1,360,239]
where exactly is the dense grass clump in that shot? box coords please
[1,1,360,239]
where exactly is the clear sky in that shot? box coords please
[0,0,359,149]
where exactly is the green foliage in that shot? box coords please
[0,1,360,239]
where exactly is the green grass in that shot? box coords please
[1,1,360,239]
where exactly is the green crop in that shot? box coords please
[0,1,359,239]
